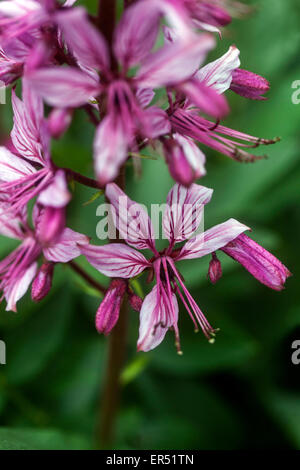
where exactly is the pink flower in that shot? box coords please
[0,82,70,214]
[26,4,228,185]
[0,199,88,312]
[81,182,252,352]
[168,46,276,164]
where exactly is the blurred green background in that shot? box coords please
[0,0,300,450]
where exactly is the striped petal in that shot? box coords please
[81,243,150,279]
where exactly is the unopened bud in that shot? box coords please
[36,206,66,246]
[96,279,127,335]
[230,69,270,100]
[31,262,54,302]
[48,108,72,139]
[129,293,143,312]
[164,134,206,186]
[208,253,222,284]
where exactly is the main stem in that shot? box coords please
[96,0,128,449]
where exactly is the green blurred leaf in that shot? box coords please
[0,427,90,450]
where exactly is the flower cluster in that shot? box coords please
[0,0,291,352]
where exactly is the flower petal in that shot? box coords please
[81,243,150,278]
[106,183,156,251]
[94,115,128,186]
[0,146,36,182]
[179,79,229,119]
[56,7,109,72]
[5,262,37,312]
[114,0,160,68]
[196,46,240,94]
[137,284,178,352]
[177,218,249,260]
[11,86,48,165]
[137,33,215,88]
[27,67,100,107]
[38,170,71,208]
[43,228,89,263]
[163,183,213,243]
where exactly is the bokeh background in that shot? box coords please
[0,0,300,450]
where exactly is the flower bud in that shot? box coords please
[164,134,206,186]
[36,206,66,246]
[129,293,143,312]
[230,69,270,100]
[48,108,72,139]
[208,253,222,284]
[96,279,127,335]
[221,234,291,290]
[31,263,54,302]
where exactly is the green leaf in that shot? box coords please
[0,427,90,450]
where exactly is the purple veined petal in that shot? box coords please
[26,67,101,107]
[55,7,110,72]
[0,146,36,182]
[38,170,71,208]
[179,79,229,119]
[164,133,206,186]
[11,84,46,165]
[142,106,171,139]
[0,196,26,239]
[136,88,155,108]
[163,182,213,244]
[106,183,157,252]
[196,46,240,94]
[114,0,161,69]
[43,228,89,263]
[221,233,291,291]
[177,218,250,260]
[94,115,128,186]
[80,243,150,279]
[4,261,37,312]
[137,33,215,88]
[137,284,179,352]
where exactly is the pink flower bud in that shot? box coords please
[96,279,127,335]
[31,263,54,302]
[221,234,291,290]
[48,108,72,139]
[163,134,206,186]
[230,69,270,100]
[208,253,222,284]
[129,293,143,312]
[36,206,66,246]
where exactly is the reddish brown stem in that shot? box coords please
[64,168,103,190]
[68,261,107,295]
